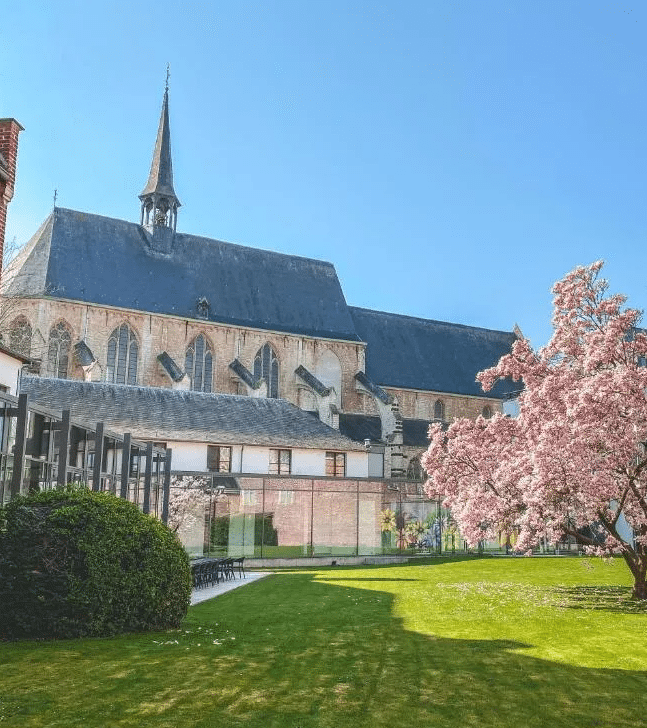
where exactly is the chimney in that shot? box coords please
[0,118,24,276]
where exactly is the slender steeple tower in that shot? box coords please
[139,68,181,240]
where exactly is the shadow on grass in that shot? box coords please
[314,576,421,582]
[1,571,646,728]
[552,585,647,614]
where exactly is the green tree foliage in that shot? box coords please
[0,488,191,639]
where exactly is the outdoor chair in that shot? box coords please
[222,558,236,580]
[232,557,245,578]
[203,559,218,587]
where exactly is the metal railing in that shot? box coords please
[0,392,171,522]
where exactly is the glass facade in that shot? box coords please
[171,474,448,558]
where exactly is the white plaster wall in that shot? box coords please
[0,352,22,395]
[346,451,368,478]
[168,441,365,478]
[292,449,325,476]
[168,442,208,471]
[241,447,270,474]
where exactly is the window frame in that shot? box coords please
[9,317,32,357]
[207,444,232,473]
[254,343,279,398]
[325,451,346,477]
[106,323,139,385]
[47,321,72,379]
[269,448,291,475]
[185,333,213,392]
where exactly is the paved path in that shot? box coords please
[190,571,272,605]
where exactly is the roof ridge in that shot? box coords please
[54,207,337,267]
[349,305,515,337]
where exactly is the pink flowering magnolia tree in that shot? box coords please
[422,262,647,599]
[167,476,211,535]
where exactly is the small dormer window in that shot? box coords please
[196,297,210,319]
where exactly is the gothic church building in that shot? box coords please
[2,89,516,478]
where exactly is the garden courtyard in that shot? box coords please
[2,556,646,727]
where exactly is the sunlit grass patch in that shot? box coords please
[1,557,646,727]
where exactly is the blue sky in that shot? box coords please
[2,1,645,349]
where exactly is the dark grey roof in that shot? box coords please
[295,365,330,396]
[0,342,32,364]
[339,413,382,443]
[6,208,360,341]
[349,307,517,399]
[21,377,363,450]
[402,419,436,448]
[339,413,436,448]
[73,340,96,367]
[157,352,184,382]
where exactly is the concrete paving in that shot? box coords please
[190,571,272,605]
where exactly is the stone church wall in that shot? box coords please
[6,298,368,410]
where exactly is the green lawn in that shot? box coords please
[2,556,647,727]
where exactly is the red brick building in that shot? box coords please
[0,118,23,274]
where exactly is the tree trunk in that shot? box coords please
[633,579,647,600]
[625,552,647,600]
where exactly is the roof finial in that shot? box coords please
[165,63,170,92]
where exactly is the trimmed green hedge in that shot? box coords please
[0,488,191,639]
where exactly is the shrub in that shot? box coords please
[0,488,191,639]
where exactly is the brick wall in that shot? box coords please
[0,119,24,275]
[8,298,504,430]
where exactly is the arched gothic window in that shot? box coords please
[254,343,279,398]
[315,349,342,406]
[48,322,71,378]
[434,399,445,421]
[9,317,32,357]
[185,334,213,392]
[482,405,493,419]
[107,324,139,385]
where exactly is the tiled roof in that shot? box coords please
[338,413,436,448]
[349,307,518,399]
[5,208,361,342]
[21,377,364,451]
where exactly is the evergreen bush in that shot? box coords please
[0,488,191,639]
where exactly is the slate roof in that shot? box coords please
[349,307,518,399]
[338,413,436,448]
[295,365,331,396]
[5,207,361,342]
[21,377,364,450]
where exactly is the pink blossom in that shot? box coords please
[423,262,647,599]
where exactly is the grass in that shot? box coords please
[2,556,647,727]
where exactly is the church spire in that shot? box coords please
[139,70,181,232]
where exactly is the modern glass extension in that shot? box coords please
[170,473,460,558]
